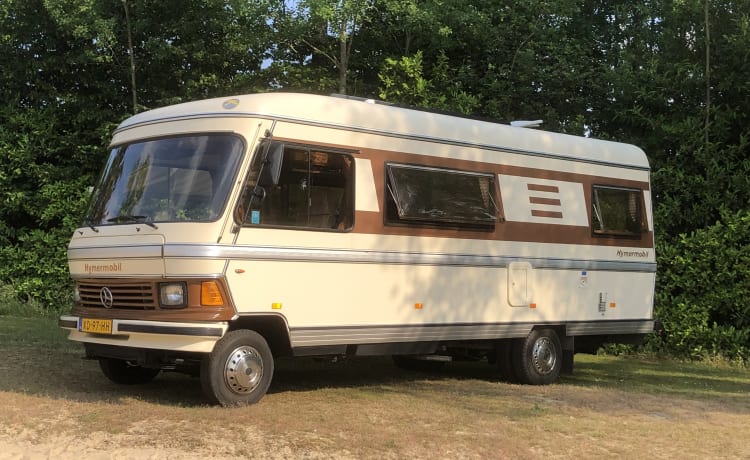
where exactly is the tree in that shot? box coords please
[0,0,274,308]
[267,0,373,95]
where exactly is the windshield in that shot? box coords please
[85,134,244,225]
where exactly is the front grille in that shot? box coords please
[78,281,157,310]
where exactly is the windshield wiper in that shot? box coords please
[85,221,100,233]
[106,215,158,229]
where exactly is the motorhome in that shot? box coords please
[59,93,657,405]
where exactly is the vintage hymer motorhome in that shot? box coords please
[59,93,656,405]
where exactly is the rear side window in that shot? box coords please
[385,163,498,229]
[591,185,642,237]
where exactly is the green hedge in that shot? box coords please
[653,210,750,363]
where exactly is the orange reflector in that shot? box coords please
[609,302,616,308]
[415,303,423,309]
[201,281,224,306]
[272,302,282,310]
[530,303,537,309]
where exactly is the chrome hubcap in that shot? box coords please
[531,337,557,375]
[224,345,264,394]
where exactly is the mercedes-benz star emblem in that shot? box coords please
[100,287,114,309]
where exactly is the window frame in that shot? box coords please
[384,162,499,230]
[237,140,356,232]
[590,184,644,238]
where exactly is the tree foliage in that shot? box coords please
[655,210,750,362]
[1,0,749,360]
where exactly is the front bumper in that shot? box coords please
[59,315,227,353]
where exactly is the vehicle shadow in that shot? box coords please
[4,341,746,411]
[0,345,497,407]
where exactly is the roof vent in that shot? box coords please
[510,120,543,128]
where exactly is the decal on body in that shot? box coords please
[499,175,588,226]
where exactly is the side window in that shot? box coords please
[385,163,498,229]
[591,185,642,237]
[238,141,354,231]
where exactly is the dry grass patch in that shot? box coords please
[1,315,749,459]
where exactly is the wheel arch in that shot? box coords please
[228,313,293,358]
[532,324,573,350]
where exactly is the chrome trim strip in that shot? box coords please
[289,320,655,347]
[117,323,223,337]
[566,320,655,336]
[164,243,658,273]
[68,245,163,259]
[117,111,650,171]
[290,323,535,347]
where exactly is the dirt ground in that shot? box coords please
[2,360,750,460]
[0,429,348,460]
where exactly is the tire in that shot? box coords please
[201,329,274,406]
[495,339,519,383]
[511,329,562,385]
[98,358,160,385]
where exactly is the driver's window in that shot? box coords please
[237,141,354,231]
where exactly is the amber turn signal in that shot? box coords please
[201,281,224,306]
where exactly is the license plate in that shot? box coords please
[79,318,113,334]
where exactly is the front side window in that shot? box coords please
[591,185,642,237]
[238,141,354,231]
[85,134,244,225]
[385,163,498,228]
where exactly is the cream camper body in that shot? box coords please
[60,93,656,405]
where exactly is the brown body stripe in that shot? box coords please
[529,197,562,206]
[269,136,653,249]
[531,210,564,219]
[527,184,560,193]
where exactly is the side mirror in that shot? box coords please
[257,142,284,186]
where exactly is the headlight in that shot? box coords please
[159,282,187,308]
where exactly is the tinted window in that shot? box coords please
[386,163,497,228]
[591,186,642,237]
[239,141,354,231]
[85,134,244,225]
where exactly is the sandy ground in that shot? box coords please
[0,426,353,460]
[0,436,215,460]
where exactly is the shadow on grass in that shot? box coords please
[3,346,749,411]
[561,354,750,406]
[0,340,472,407]
[1,316,495,407]
[1,316,747,410]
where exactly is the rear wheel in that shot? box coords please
[201,329,274,406]
[512,329,562,385]
[98,358,160,385]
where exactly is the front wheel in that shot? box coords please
[98,358,160,385]
[512,329,562,385]
[201,329,274,406]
